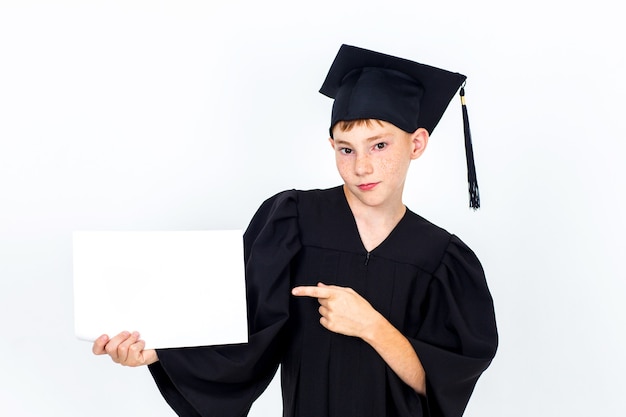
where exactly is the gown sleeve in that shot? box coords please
[410,235,498,417]
[148,190,301,417]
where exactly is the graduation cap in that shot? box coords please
[319,44,480,210]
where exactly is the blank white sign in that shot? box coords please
[73,230,248,349]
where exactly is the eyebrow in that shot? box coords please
[333,134,387,147]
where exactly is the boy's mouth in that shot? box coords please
[357,182,379,191]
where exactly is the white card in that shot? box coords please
[73,230,248,349]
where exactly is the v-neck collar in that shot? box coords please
[336,186,409,255]
[298,186,449,270]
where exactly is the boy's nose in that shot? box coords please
[355,154,373,176]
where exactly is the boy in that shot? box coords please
[93,44,498,417]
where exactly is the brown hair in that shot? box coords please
[333,119,384,134]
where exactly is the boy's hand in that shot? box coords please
[293,282,426,395]
[292,282,383,339]
[92,331,158,367]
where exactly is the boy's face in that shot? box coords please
[329,120,428,210]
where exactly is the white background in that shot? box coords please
[1,1,624,416]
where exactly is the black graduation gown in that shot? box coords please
[148,186,498,417]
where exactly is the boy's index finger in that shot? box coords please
[292,285,332,299]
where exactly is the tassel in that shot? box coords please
[460,83,480,210]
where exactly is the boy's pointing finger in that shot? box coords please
[292,285,331,299]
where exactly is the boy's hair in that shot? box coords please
[333,119,384,133]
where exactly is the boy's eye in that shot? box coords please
[340,148,352,155]
[375,143,386,150]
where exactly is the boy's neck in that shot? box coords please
[343,186,406,252]
[343,185,406,222]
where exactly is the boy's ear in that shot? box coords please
[410,128,429,160]
[328,137,335,149]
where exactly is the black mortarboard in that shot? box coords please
[319,44,480,209]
